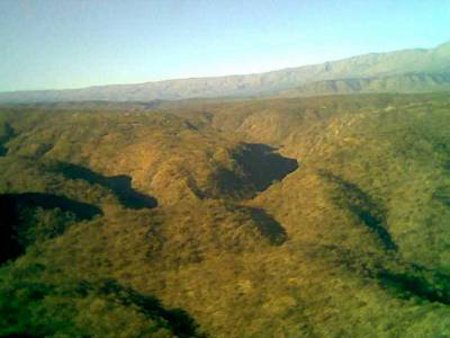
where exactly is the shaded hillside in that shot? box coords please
[0,122,15,156]
[0,192,102,264]
[0,274,205,338]
[54,162,158,209]
[207,143,299,199]
[0,42,449,103]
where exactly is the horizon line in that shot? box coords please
[2,40,448,94]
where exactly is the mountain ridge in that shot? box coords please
[1,41,449,102]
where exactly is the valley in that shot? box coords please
[0,93,449,337]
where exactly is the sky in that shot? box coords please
[0,0,449,92]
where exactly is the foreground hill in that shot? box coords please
[1,42,449,103]
[0,93,449,337]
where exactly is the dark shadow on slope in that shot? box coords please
[378,265,450,305]
[316,244,450,305]
[243,207,287,245]
[433,186,450,206]
[319,170,397,251]
[314,243,450,305]
[213,143,298,199]
[0,193,102,264]
[83,279,206,338]
[212,167,250,198]
[0,146,7,157]
[0,122,16,157]
[55,162,157,209]
[0,193,103,219]
[234,143,299,192]
[0,195,23,264]
[1,276,206,338]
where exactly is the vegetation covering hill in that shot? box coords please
[278,72,450,97]
[1,42,449,103]
[0,92,449,337]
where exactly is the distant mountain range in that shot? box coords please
[1,41,449,103]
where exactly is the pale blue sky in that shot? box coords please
[1,0,449,91]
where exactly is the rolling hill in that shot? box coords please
[0,92,449,337]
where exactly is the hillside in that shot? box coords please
[278,72,450,97]
[0,42,449,103]
[0,92,449,337]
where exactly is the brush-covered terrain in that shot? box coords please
[0,93,449,337]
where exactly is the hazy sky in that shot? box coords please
[1,0,449,92]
